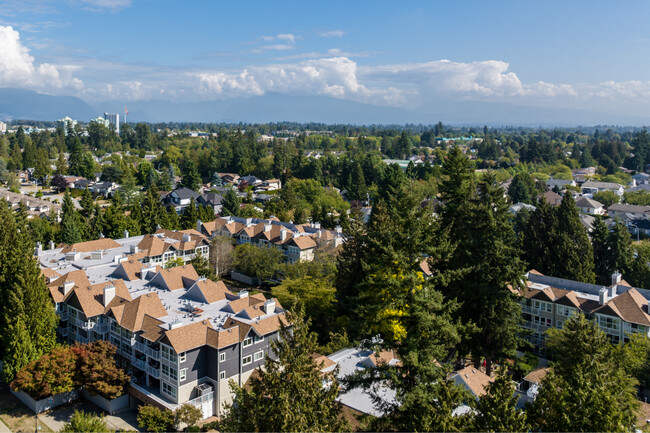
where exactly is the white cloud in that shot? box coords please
[0,25,83,91]
[319,30,345,38]
[253,33,297,53]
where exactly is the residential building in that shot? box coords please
[607,203,650,220]
[0,189,61,220]
[103,113,120,134]
[546,178,576,191]
[58,116,78,134]
[510,202,536,214]
[451,366,494,398]
[197,192,223,214]
[0,121,6,133]
[90,116,110,128]
[38,233,288,419]
[537,190,562,206]
[163,187,201,214]
[198,216,344,263]
[581,181,625,197]
[575,196,605,215]
[519,270,649,357]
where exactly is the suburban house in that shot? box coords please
[518,270,649,357]
[450,366,494,398]
[607,203,650,220]
[37,234,288,419]
[546,178,576,191]
[198,217,343,264]
[255,179,282,192]
[197,192,224,214]
[575,196,605,215]
[0,190,61,220]
[581,181,625,197]
[510,202,536,214]
[632,173,650,186]
[163,187,202,214]
[537,190,562,206]
[92,181,119,198]
[516,367,549,406]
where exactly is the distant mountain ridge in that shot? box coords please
[1,88,649,126]
[0,88,97,121]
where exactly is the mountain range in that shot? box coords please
[1,88,648,126]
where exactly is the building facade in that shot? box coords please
[38,231,285,418]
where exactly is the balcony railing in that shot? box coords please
[132,357,147,371]
[58,310,68,321]
[188,391,214,408]
[133,341,146,353]
[147,365,160,378]
[94,324,109,334]
[522,322,550,332]
[59,327,69,337]
[147,347,161,360]
[76,333,89,344]
[521,306,541,316]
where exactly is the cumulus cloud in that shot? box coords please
[319,30,345,38]
[0,25,83,91]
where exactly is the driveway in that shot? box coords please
[38,400,139,432]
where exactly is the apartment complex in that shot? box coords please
[198,216,344,264]
[38,230,287,418]
[519,270,650,357]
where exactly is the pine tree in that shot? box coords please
[592,218,612,285]
[181,198,199,230]
[219,307,348,432]
[55,150,67,175]
[221,188,241,217]
[439,145,475,232]
[142,186,165,234]
[555,193,595,283]
[522,198,559,274]
[528,315,639,432]
[346,162,367,201]
[609,221,633,278]
[180,160,201,192]
[60,193,83,244]
[473,367,528,432]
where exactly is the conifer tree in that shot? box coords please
[555,193,595,283]
[346,161,367,201]
[181,198,199,230]
[222,188,241,217]
[528,315,639,432]
[592,217,611,285]
[142,186,165,234]
[522,197,559,274]
[60,193,83,244]
[219,307,347,432]
[473,367,528,432]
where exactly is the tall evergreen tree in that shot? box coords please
[180,160,201,192]
[221,188,241,217]
[591,217,611,285]
[142,186,165,234]
[219,307,348,432]
[555,193,595,283]
[346,162,367,202]
[528,315,639,432]
[181,198,199,230]
[60,193,83,244]
[522,198,559,274]
[473,368,528,432]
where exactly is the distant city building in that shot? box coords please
[90,116,109,128]
[58,116,78,134]
[0,121,6,133]
[103,113,120,134]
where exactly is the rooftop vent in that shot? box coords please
[238,290,249,299]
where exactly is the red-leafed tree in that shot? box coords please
[71,340,130,399]
[11,346,76,400]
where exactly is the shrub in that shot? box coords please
[11,346,76,400]
[60,410,111,433]
[137,405,175,433]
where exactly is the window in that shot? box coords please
[533,316,552,327]
[179,352,186,363]
[598,315,620,331]
[242,355,252,366]
[254,351,264,361]
[243,337,253,348]
[533,300,552,313]
[219,371,226,381]
[161,345,177,363]
[162,364,178,381]
[254,335,264,344]
[556,305,576,317]
[162,381,177,399]
[179,368,187,381]
[220,353,226,362]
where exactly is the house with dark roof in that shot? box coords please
[163,187,201,214]
[198,192,223,214]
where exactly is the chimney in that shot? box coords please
[313,222,321,230]
[196,219,202,233]
[124,229,129,239]
[103,285,115,306]
[264,223,272,232]
[130,244,139,254]
[182,233,191,242]
[280,228,287,241]
[263,299,276,315]
[238,290,249,299]
[36,241,42,255]
[335,225,342,234]
[599,287,608,305]
[49,240,55,250]
[99,232,105,238]
[611,272,622,286]
[63,281,74,295]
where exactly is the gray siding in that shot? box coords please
[180,346,207,385]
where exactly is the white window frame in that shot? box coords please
[219,371,226,381]
[242,355,252,366]
[254,335,264,344]
[161,381,177,399]
[243,337,253,348]
[254,351,264,361]
[179,352,186,363]
[179,368,187,382]
[220,352,226,362]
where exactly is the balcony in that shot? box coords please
[147,347,161,360]
[95,324,109,334]
[522,321,550,332]
[147,365,160,378]
[74,318,96,330]
[521,306,541,316]
[59,327,69,337]
[76,333,89,344]
[58,310,68,321]
[132,357,147,371]
[133,341,146,354]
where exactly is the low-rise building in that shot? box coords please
[38,233,287,419]
[608,203,650,220]
[581,181,625,197]
[575,196,605,215]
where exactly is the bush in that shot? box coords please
[138,405,175,433]
[60,410,111,433]
[71,340,130,399]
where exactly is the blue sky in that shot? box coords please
[2,0,650,120]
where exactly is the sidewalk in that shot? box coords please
[0,419,11,433]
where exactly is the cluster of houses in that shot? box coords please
[508,167,650,238]
[0,190,61,220]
